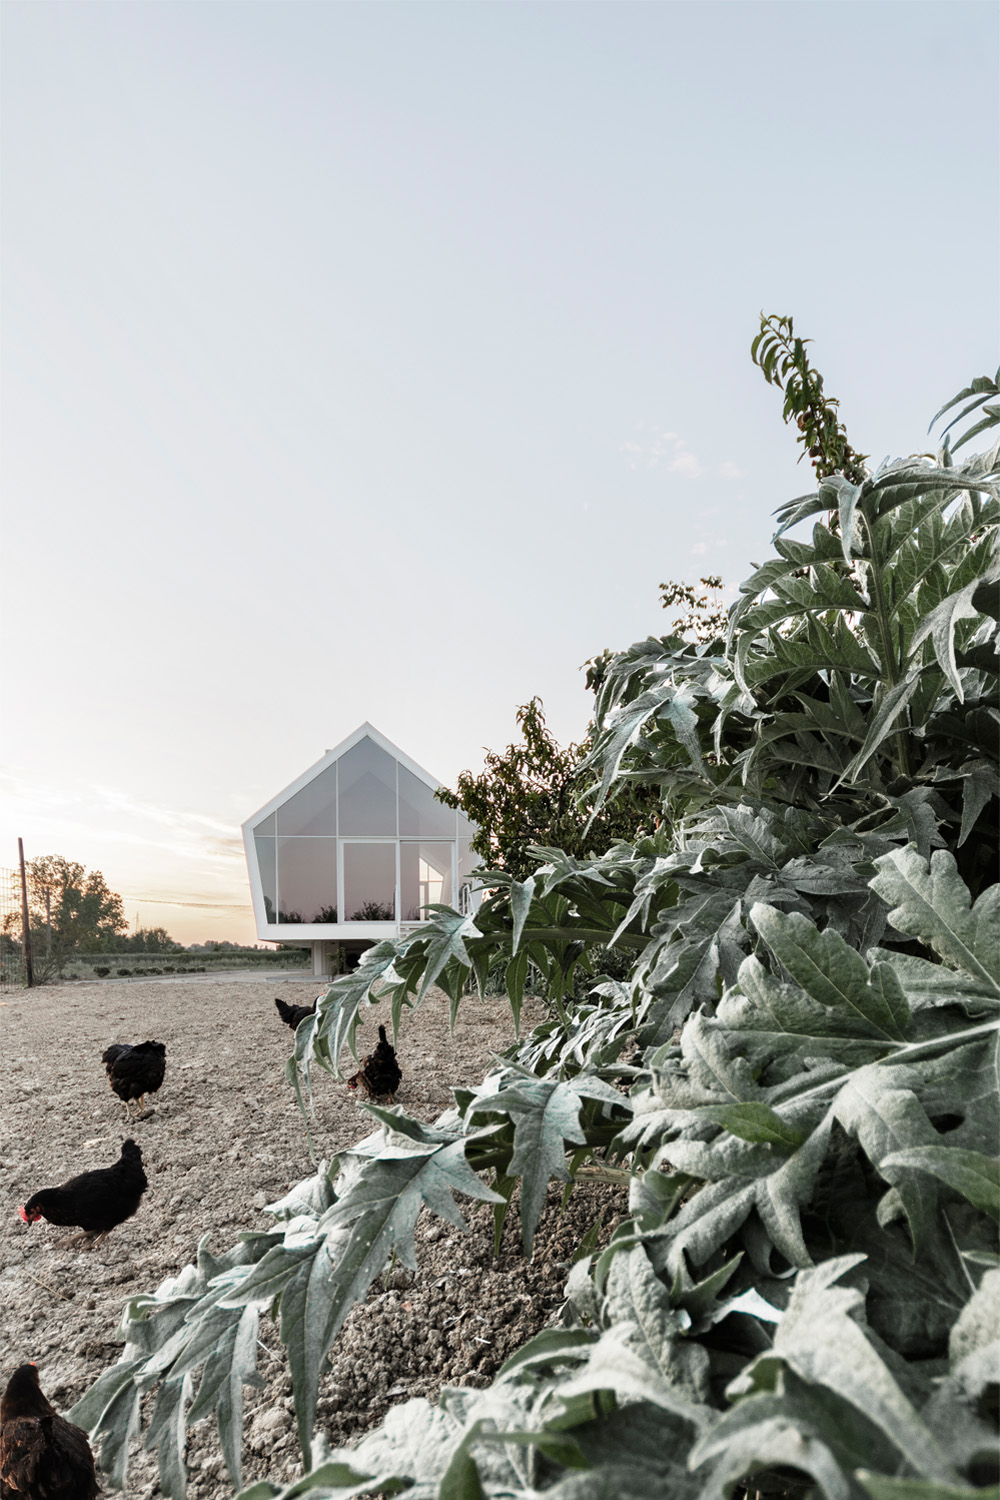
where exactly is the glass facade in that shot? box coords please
[247,734,479,929]
[343,842,397,921]
[276,764,337,836]
[400,842,453,920]
[338,737,397,836]
[277,838,337,923]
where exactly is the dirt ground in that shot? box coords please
[0,974,624,1497]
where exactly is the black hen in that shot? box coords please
[274,997,317,1031]
[1,1362,99,1500]
[18,1140,148,1250]
[347,1024,402,1102]
[101,1041,166,1118]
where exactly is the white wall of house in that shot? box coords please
[242,723,481,972]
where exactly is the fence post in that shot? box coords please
[18,838,34,988]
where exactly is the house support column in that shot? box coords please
[311,941,329,978]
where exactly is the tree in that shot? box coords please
[3,856,129,978]
[121,926,182,954]
[658,573,727,641]
[435,696,660,881]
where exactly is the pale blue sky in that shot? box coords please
[2,1,996,942]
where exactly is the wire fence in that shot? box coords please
[0,866,26,992]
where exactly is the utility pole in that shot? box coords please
[17,838,33,988]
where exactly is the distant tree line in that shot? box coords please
[2,855,273,981]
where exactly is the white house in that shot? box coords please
[242,723,482,976]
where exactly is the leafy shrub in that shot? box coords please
[69,356,1000,1500]
[349,900,394,920]
[94,966,110,978]
[116,968,131,977]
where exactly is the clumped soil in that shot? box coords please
[0,976,625,1497]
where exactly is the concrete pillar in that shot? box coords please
[311,941,329,978]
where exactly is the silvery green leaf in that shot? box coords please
[841,673,923,784]
[467,1074,618,1255]
[911,575,995,700]
[680,1011,763,1100]
[867,951,998,1016]
[692,1102,807,1150]
[413,910,482,1000]
[67,1359,144,1489]
[881,1146,1000,1222]
[691,1369,884,1500]
[656,1111,832,1281]
[347,1396,460,1489]
[185,1306,261,1489]
[949,1267,1000,1372]
[509,877,536,956]
[234,1460,378,1499]
[556,1323,707,1426]
[145,1374,193,1500]
[751,903,910,1041]
[731,1258,960,1484]
[265,1163,337,1220]
[548,1402,699,1500]
[723,957,895,1073]
[602,1245,710,1402]
[833,1072,941,1250]
[951,758,1000,848]
[869,849,999,993]
[91,1371,144,1490]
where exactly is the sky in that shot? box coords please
[2,0,997,945]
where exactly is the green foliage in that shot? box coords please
[658,575,728,643]
[70,355,1000,1500]
[931,370,1000,454]
[436,697,660,881]
[1,854,131,978]
[752,313,868,482]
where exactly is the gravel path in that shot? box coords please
[0,976,620,1496]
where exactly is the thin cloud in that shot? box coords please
[622,427,704,477]
[719,461,745,479]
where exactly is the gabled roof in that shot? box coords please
[241,722,461,835]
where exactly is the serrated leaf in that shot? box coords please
[556,1323,707,1426]
[751,903,910,1040]
[691,1367,890,1500]
[833,1073,941,1250]
[602,1244,710,1402]
[881,1146,1000,1222]
[869,849,999,994]
[467,1073,619,1255]
[730,1257,960,1484]
[655,1109,833,1281]
[911,576,994,700]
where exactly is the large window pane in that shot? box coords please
[401,843,453,921]
[343,843,396,921]
[276,764,337,836]
[255,836,277,923]
[338,738,397,836]
[277,838,337,923]
[398,765,454,837]
[254,812,276,835]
